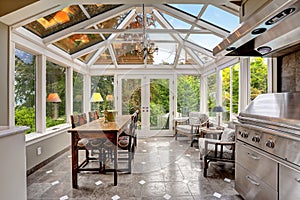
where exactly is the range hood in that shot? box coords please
[213,0,300,57]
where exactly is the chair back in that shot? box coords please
[89,111,99,122]
[189,112,208,125]
[70,113,87,128]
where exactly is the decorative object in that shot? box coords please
[212,105,226,129]
[106,94,114,109]
[133,4,158,60]
[47,93,61,120]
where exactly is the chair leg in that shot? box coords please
[203,157,208,177]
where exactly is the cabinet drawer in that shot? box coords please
[236,141,277,189]
[279,164,300,200]
[235,163,278,200]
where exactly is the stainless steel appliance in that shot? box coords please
[235,92,300,200]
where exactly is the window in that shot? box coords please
[207,73,216,115]
[46,61,66,127]
[91,76,114,114]
[73,71,83,113]
[177,75,200,117]
[250,57,268,100]
[14,49,36,134]
[221,63,240,122]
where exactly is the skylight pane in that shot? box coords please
[193,50,214,64]
[162,13,191,29]
[188,34,223,51]
[152,43,177,65]
[178,49,197,65]
[148,34,174,41]
[94,49,113,65]
[201,5,239,32]
[168,4,204,17]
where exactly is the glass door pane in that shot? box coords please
[150,78,170,130]
[121,78,141,115]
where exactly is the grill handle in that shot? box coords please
[247,153,260,160]
[246,175,260,186]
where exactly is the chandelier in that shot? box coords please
[128,4,158,61]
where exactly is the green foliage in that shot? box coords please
[250,57,268,100]
[15,106,36,134]
[177,75,200,116]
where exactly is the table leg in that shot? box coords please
[72,133,79,189]
[113,136,118,186]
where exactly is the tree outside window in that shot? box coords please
[14,49,36,134]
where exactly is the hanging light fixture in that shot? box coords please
[134,4,158,60]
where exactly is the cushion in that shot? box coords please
[118,136,129,148]
[77,138,89,147]
[221,128,235,150]
[176,124,199,134]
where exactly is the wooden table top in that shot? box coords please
[68,115,131,133]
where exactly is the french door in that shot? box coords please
[118,74,174,137]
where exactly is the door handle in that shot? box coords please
[247,153,260,160]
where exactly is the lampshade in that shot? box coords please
[53,11,70,24]
[90,92,103,102]
[106,94,114,101]
[47,93,61,103]
[212,105,226,113]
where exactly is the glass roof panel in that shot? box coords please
[201,5,239,32]
[94,48,113,65]
[193,50,214,63]
[187,34,223,51]
[162,13,192,29]
[24,5,87,38]
[178,49,197,65]
[78,50,97,63]
[83,4,120,18]
[152,42,177,65]
[97,13,129,39]
[113,43,145,65]
[168,4,204,17]
[53,34,103,54]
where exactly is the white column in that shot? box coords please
[229,66,233,121]
[36,55,47,133]
[83,74,91,113]
[239,57,250,113]
[200,75,207,114]
[66,67,73,123]
[0,22,9,126]
[267,57,277,93]
[216,68,222,106]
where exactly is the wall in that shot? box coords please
[0,127,28,200]
[281,49,300,92]
[26,129,70,172]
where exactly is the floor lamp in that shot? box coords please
[212,105,226,129]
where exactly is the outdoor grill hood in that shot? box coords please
[213,0,300,57]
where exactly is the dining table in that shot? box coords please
[68,115,131,188]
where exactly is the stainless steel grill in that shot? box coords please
[235,92,300,200]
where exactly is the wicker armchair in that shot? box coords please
[175,112,209,147]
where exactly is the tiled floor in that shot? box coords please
[27,136,242,200]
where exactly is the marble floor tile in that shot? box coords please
[27,136,243,200]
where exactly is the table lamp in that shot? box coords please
[47,93,61,120]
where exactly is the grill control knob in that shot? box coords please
[241,132,249,138]
[266,140,275,149]
[252,136,260,143]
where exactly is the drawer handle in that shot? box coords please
[295,178,300,183]
[246,175,260,186]
[247,153,260,160]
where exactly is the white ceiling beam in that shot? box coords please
[153,4,229,38]
[183,40,214,58]
[43,4,135,45]
[86,46,105,66]
[185,47,204,67]
[74,28,211,34]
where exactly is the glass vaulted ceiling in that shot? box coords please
[22,3,239,68]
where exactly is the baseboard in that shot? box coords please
[26,146,70,176]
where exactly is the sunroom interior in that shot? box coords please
[1,0,295,199]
